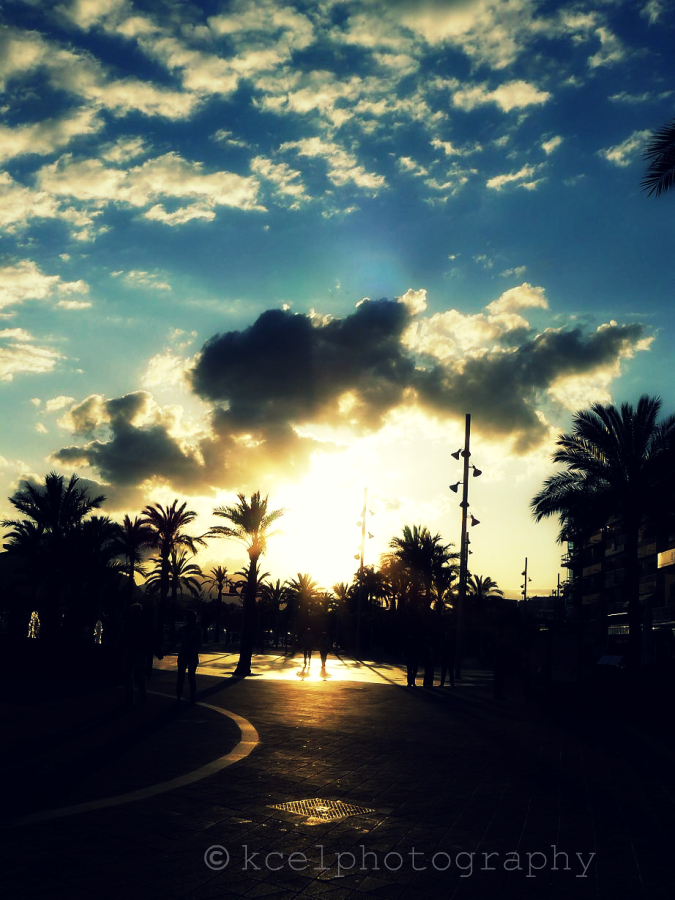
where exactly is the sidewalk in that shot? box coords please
[2,652,674,899]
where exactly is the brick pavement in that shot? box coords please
[2,655,674,900]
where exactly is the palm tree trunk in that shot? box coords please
[215,588,222,642]
[157,549,170,645]
[235,557,258,676]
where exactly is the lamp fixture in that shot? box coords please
[449,481,461,493]
[451,448,462,460]
[472,467,482,477]
[470,515,480,526]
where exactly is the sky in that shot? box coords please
[0,0,673,599]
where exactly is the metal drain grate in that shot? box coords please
[270,799,375,820]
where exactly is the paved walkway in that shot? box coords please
[2,651,674,899]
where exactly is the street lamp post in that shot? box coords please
[355,487,371,658]
[450,413,482,680]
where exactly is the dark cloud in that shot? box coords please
[49,302,650,505]
[416,322,648,451]
[191,301,415,430]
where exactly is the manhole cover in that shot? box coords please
[270,799,375,821]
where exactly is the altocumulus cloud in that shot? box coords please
[48,290,651,507]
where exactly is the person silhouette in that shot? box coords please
[302,628,314,665]
[175,610,202,704]
[120,603,156,707]
[319,631,330,668]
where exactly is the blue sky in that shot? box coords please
[0,0,673,596]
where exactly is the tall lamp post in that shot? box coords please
[354,487,374,658]
[450,413,482,680]
[521,557,532,695]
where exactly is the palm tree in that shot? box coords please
[387,525,457,607]
[141,500,205,640]
[285,572,323,632]
[202,564,232,642]
[112,515,153,608]
[207,491,285,676]
[531,396,675,674]
[387,525,458,684]
[259,578,293,648]
[467,574,504,606]
[2,472,105,638]
[467,574,504,660]
[147,548,202,599]
[642,117,675,197]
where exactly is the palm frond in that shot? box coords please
[642,118,675,197]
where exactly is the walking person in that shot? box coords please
[176,610,202,704]
[439,630,455,688]
[319,631,330,668]
[405,630,419,688]
[120,603,156,707]
[302,628,314,665]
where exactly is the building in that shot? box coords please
[561,516,675,666]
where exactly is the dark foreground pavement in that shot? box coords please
[2,655,674,900]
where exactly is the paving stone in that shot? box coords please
[3,656,675,900]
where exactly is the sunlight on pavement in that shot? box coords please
[156,651,410,685]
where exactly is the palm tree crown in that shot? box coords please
[3,471,105,538]
[207,491,284,676]
[208,491,285,562]
[141,500,204,559]
[531,396,675,539]
[113,515,153,594]
[642,117,675,197]
[387,524,457,606]
[531,395,675,672]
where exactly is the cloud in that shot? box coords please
[452,79,550,112]
[142,352,194,389]
[397,289,427,315]
[56,0,128,31]
[403,283,546,360]
[641,0,665,25]
[0,331,63,381]
[588,26,626,69]
[541,136,563,155]
[0,108,102,164]
[386,0,539,69]
[0,172,93,235]
[0,28,46,90]
[45,395,76,412]
[50,386,332,507]
[431,138,481,157]
[0,260,90,311]
[36,151,264,224]
[599,131,650,168]
[486,164,543,190]
[251,156,308,206]
[49,288,652,499]
[280,137,386,191]
[113,270,172,291]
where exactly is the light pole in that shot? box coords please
[521,557,532,695]
[355,487,374,658]
[450,413,482,680]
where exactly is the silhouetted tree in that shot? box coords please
[642,117,675,197]
[202,565,232,642]
[207,492,284,676]
[141,500,205,640]
[2,472,105,638]
[531,396,675,674]
[112,515,153,608]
